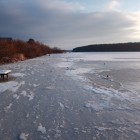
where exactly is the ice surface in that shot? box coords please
[84,83,140,111]
[62,52,140,62]
[0,53,140,139]
[57,52,140,112]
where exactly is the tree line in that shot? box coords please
[73,42,140,52]
[0,38,63,64]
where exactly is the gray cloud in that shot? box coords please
[0,0,139,49]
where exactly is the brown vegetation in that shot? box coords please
[0,39,63,64]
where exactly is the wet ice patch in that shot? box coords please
[19,133,29,140]
[37,123,46,134]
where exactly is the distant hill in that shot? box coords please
[72,42,140,52]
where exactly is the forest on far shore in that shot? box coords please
[0,38,63,64]
[73,42,140,52]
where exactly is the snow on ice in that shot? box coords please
[37,123,47,134]
[0,81,25,93]
[59,102,65,110]
[13,94,20,100]
[21,90,34,101]
[4,103,12,112]
[11,73,25,77]
[19,133,29,140]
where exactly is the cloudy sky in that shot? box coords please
[0,0,140,49]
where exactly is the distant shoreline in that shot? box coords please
[73,42,140,52]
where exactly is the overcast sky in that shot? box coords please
[0,0,140,49]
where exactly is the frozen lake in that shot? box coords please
[0,52,140,140]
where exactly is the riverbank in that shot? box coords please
[0,39,63,65]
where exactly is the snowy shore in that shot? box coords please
[0,52,140,140]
